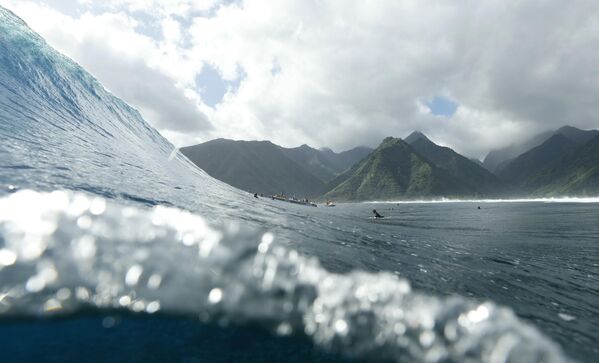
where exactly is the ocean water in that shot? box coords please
[1,5,598,363]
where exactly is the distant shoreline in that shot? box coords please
[361,197,599,204]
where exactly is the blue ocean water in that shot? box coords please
[1,6,597,363]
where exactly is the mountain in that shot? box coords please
[329,146,374,171]
[524,135,599,195]
[180,139,371,197]
[321,137,468,201]
[281,144,372,183]
[180,139,325,197]
[554,125,599,145]
[497,134,579,189]
[470,158,484,167]
[483,126,599,172]
[495,126,599,190]
[404,131,504,195]
[483,130,555,172]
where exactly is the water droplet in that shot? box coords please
[125,265,143,286]
[26,275,46,292]
[56,288,71,300]
[75,287,90,300]
[258,232,274,253]
[0,249,17,266]
[146,301,160,314]
[89,198,106,215]
[467,304,490,323]
[147,274,162,289]
[208,288,223,304]
[119,295,132,306]
[419,330,435,347]
[44,298,62,312]
[132,300,146,312]
[334,319,348,335]
[276,322,292,336]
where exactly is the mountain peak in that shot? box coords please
[297,143,313,150]
[554,125,599,145]
[556,125,580,133]
[381,136,403,147]
[405,131,431,144]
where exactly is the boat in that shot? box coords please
[288,198,317,207]
[271,194,317,207]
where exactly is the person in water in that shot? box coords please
[372,209,384,219]
[254,193,259,198]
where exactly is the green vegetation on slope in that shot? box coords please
[321,138,467,201]
[524,135,599,195]
[405,132,504,196]
[179,126,599,201]
[180,139,326,197]
[497,134,578,189]
[180,139,372,197]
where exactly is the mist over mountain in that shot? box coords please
[281,144,372,183]
[495,126,599,190]
[483,126,599,173]
[524,135,599,195]
[497,134,579,188]
[483,131,554,172]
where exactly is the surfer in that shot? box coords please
[254,193,259,198]
[372,209,384,219]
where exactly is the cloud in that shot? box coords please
[0,0,212,133]
[181,0,599,157]
[2,0,599,158]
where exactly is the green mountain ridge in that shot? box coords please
[524,135,599,195]
[180,126,599,202]
[498,134,579,189]
[484,125,599,173]
[405,132,505,196]
[495,126,599,193]
[321,137,470,201]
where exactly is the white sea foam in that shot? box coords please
[0,190,572,363]
[365,197,599,204]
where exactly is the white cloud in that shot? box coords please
[2,0,599,158]
[0,0,211,133]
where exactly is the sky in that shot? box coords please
[1,0,598,159]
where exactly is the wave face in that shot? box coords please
[0,6,254,224]
[0,6,575,363]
